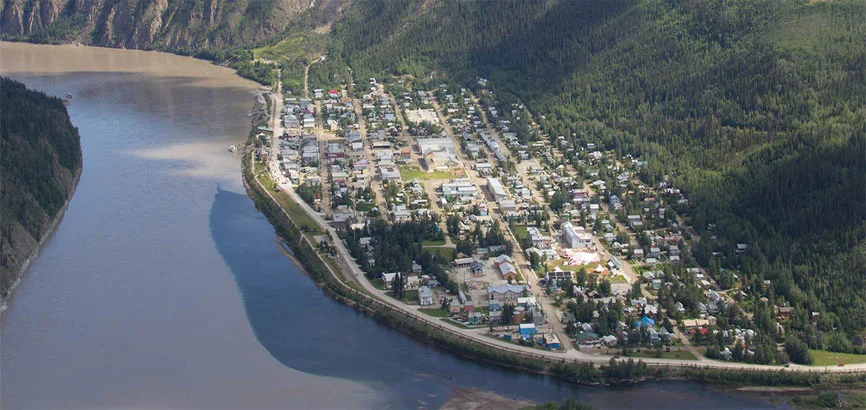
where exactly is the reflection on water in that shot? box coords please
[1,42,788,409]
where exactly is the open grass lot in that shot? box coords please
[399,166,460,180]
[420,308,449,317]
[623,349,700,361]
[371,278,386,290]
[403,289,419,302]
[510,225,528,242]
[610,275,629,284]
[421,238,447,246]
[423,246,455,260]
[809,349,866,366]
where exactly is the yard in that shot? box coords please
[419,308,449,318]
[399,166,460,180]
[424,246,455,260]
[403,289,419,303]
[623,349,699,361]
[610,275,629,284]
[371,278,387,290]
[510,225,528,242]
[809,349,866,366]
[421,238,447,246]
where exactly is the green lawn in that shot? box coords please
[808,349,866,366]
[371,278,386,290]
[399,166,460,180]
[610,275,629,284]
[424,246,455,260]
[511,225,528,242]
[624,349,699,361]
[420,308,449,318]
[403,289,419,302]
[422,238,447,246]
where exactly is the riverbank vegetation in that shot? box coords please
[1,77,82,301]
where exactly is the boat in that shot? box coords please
[65,93,73,99]
[228,144,237,153]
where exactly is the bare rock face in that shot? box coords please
[0,0,316,50]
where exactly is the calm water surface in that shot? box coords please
[0,42,788,409]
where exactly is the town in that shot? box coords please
[250,73,852,369]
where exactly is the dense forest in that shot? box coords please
[1,77,82,301]
[313,0,866,340]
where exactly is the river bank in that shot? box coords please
[0,168,81,319]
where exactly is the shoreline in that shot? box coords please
[1,167,82,322]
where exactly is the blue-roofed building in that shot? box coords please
[634,316,656,328]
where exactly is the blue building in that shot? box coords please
[634,316,656,328]
[518,323,538,339]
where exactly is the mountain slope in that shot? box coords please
[0,0,314,50]
[1,77,82,301]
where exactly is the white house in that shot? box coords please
[418,286,434,306]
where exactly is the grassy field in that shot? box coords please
[371,278,387,290]
[623,349,700,361]
[610,275,629,284]
[422,238,447,246]
[510,225,528,242]
[809,349,866,366]
[399,166,460,180]
[424,246,455,260]
[403,289,419,302]
[420,308,449,318]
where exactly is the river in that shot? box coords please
[0,42,788,409]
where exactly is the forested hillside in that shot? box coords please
[318,0,866,338]
[1,77,82,301]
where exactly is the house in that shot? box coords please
[380,166,402,181]
[634,316,656,328]
[499,199,517,212]
[632,248,644,260]
[545,267,573,283]
[381,272,398,288]
[602,335,618,347]
[470,260,484,276]
[493,254,514,268]
[453,257,475,267]
[498,262,519,281]
[561,222,593,249]
[776,306,794,320]
[527,227,552,248]
[391,205,411,222]
[519,323,538,339]
[418,286,434,306]
[576,331,601,347]
[543,333,561,349]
